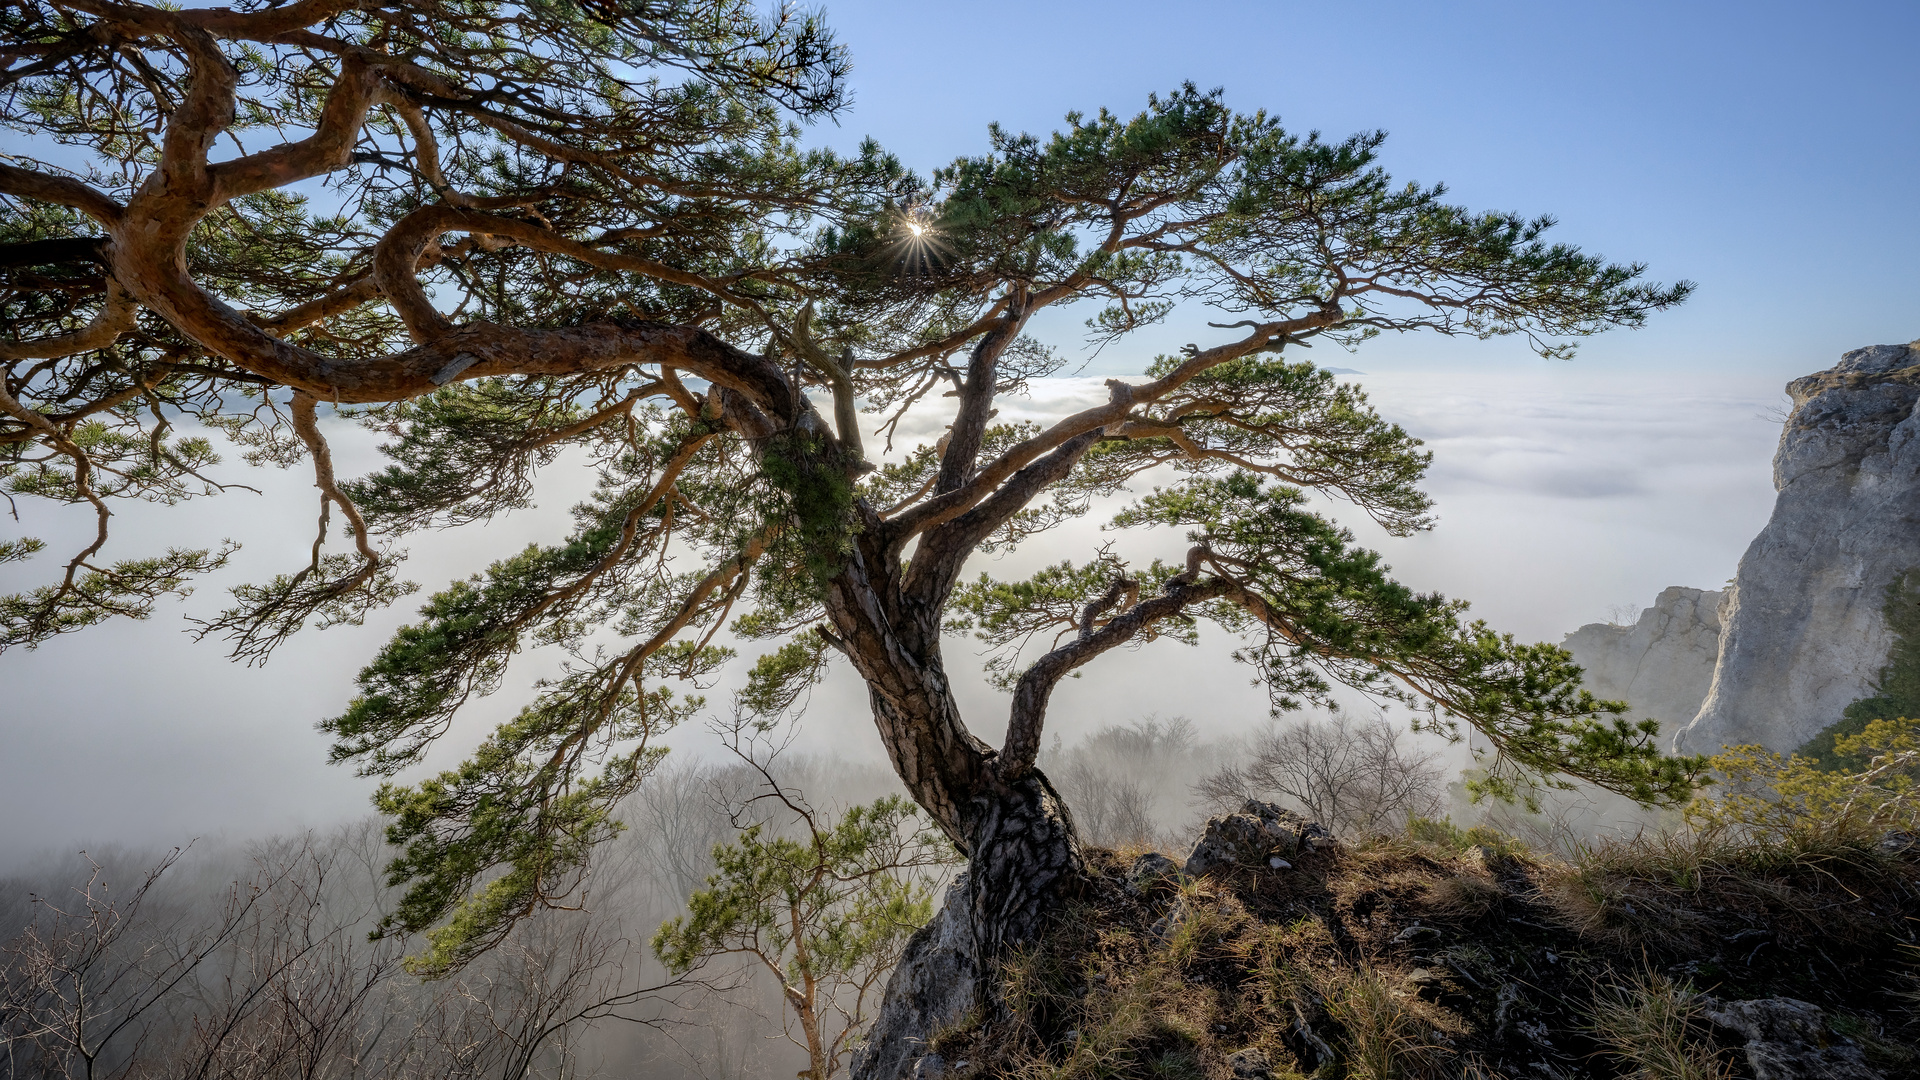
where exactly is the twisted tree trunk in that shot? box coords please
[825,521,1096,1077]
[845,770,1086,1080]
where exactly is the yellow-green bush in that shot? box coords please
[1686,717,1920,839]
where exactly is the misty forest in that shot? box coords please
[4,2,1919,1078]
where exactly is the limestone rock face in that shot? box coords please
[1676,343,1920,754]
[851,876,977,1080]
[1561,585,1726,736]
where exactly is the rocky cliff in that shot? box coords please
[1561,586,1726,737]
[1674,342,1920,754]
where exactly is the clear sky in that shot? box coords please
[810,0,1919,380]
[2,0,1917,861]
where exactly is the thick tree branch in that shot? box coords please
[933,294,1026,496]
[787,303,866,471]
[0,279,137,361]
[371,206,748,345]
[0,237,110,268]
[900,430,1101,604]
[0,163,124,226]
[174,0,371,38]
[207,51,380,201]
[884,320,1322,545]
[999,573,1230,782]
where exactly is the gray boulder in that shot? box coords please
[1148,896,1192,941]
[1184,800,1335,876]
[852,876,977,1080]
[1225,1046,1274,1079]
[1700,996,1884,1080]
[1678,342,1920,754]
[1125,851,1182,894]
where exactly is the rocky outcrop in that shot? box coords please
[914,806,1920,1078]
[858,803,1340,1080]
[1700,996,1884,1080]
[1676,342,1920,754]
[1561,586,1726,736]
[852,876,978,1080]
[1183,800,1336,876]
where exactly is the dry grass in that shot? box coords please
[989,916,1225,1080]
[1423,872,1502,922]
[1539,824,1901,950]
[1315,966,1456,1080]
[929,820,1919,1079]
[1160,881,1249,969]
[1400,816,1527,859]
[1585,971,1730,1080]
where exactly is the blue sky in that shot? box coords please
[805,0,1918,379]
[2,1,1916,858]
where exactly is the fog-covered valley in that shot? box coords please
[1,709,1641,1079]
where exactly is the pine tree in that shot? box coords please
[2,0,1699,986]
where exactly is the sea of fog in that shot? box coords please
[0,367,1788,864]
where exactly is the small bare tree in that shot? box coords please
[1198,713,1447,837]
[1045,717,1203,850]
[1,831,711,1079]
[0,846,293,1080]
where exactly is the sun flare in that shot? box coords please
[889,209,950,276]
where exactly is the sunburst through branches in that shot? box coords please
[886,206,950,277]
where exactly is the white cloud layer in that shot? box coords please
[0,366,1791,862]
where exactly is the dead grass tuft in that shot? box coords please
[1540,824,1901,950]
[1423,872,1503,923]
[1585,971,1730,1080]
[1316,965,1457,1080]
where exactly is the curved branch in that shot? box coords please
[0,279,137,361]
[62,2,238,193]
[0,369,115,604]
[106,195,802,408]
[382,94,475,208]
[901,430,1100,604]
[173,0,371,40]
[0,162,124,226]
[886,318,1327,545]
[290,391,377,564]
[373,206,748,339]
[934,296,1027,496]
[208,51,380,201]
[998,572,1230,781]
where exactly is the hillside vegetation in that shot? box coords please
[922,724,1920,1080]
